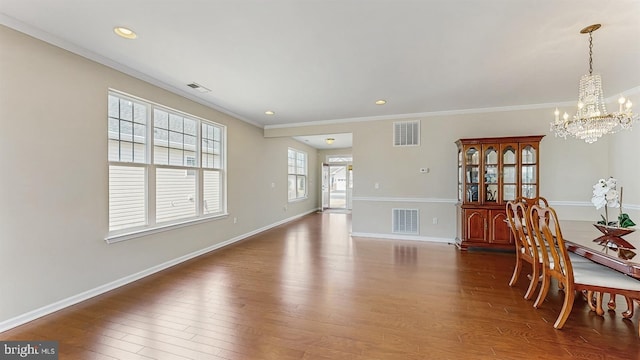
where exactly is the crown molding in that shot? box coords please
[0,14,262,129]
[264,87,640,130]
[3,14,638,131]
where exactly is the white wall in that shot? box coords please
[0,25,318,328]
[608,126,640,218]
[267,101,640,241]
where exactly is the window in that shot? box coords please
[108,91,225,238]
[287,148,307,201]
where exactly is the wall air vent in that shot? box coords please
[393,120,420,146]
[392,208,419,235]
[186,82,211,93]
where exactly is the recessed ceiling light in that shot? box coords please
[325,138,335,145]
[114,26,137,39]
[375,99,387,105]
[265,110,275,115]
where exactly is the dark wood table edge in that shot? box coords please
[566,240,640,278]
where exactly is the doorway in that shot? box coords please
[322,158,352,211]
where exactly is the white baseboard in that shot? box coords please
[351,231,453,244]
[0,208,318,333]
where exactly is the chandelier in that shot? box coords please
[550,24,638,144]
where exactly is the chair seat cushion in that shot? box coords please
[543,251,590,268]
[573,261,640,291]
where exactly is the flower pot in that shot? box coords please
[592,224,635,250]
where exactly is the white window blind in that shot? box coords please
[155,167,197,223]
[203,170,222,214]
[108,165,146,231]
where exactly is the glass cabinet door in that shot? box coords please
[465,147,480,202]
[501,144,517,202]
[521,144,537,198]
[483,145,498,203]
[458,150,463,201]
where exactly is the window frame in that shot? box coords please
[287,148,308,202]
[107,90,227,243]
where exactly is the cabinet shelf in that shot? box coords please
[455,135,544,251]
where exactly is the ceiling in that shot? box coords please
[293,133,353,150]
[1,0,639,133]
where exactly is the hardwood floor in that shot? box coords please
[2,212,640,359]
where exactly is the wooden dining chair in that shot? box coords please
[514,196,548,209]
[506,196,583,300]
[507,197,593,304]
[529,205,640,334]
[507,201,541,300]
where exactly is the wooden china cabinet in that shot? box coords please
[455,135,544,251]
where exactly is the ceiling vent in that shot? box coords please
[186,82,211,93]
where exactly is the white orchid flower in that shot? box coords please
[591,195,607,209]
[592,183,608,197]
[606,189,620,208]
[591,176,629,226]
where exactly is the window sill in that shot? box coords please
[105,213,229,244]
[288,197,308,203]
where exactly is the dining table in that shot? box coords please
[561,220,640,278]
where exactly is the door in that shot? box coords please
[321,163,329,211]
[483,144,499,204]
[328,165,347,209]
[465,209,487,243]
[520,143,539,199]
[464,146,480,203]
[500,143,518,203]
[322,155,353,210]
[347,165,353,210]
[488,209,512,244]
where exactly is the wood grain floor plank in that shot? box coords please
[2,212,640,359]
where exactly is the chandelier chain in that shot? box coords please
[588,32,593,75]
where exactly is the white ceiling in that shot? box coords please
[1,0,639,133]
[293,133,353,150]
